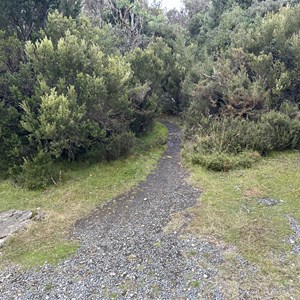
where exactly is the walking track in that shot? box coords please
[0,122,227,299]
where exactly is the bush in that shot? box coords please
[190,151,261,172]
[17,151,60,189]
[189,111,300,156]
[189,116,270,155]
[106,131,136,160]
[262,111,300,151]
[186,110,300,171]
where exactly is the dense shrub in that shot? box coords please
[186,110,300,171]
[262,111,300,151]
[17,151,60,189]
[106,132,136,160]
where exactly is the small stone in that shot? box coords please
[257,198,280,206]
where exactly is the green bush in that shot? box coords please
[262,111,300,151]
[190,116,269,155]
[106,131,136,161]
[17,151,60,190]
[190,151,261,172]
[187,110,300,171]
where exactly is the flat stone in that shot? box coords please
[0,210,33,247]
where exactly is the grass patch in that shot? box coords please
[186,150,300,296]
[136,121,169,151]
[0,121,168,268]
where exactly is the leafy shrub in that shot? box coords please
[17,151,60,190]
[81,142,108,163]
[189,116,269,154]
[0,103,24,178]
[262,111,300,151]
[106,131,136,160]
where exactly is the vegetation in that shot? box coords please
[0,0,300,291]
[0,1,189,184]
[0,122,168,267]
[184,151,300,297]
[1,0,299,184]
[183,1,300,166]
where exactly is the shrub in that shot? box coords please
[106,131,136,160]
[189,116,270,155]
[0,103,24,178]
[262,111,300,151]
[187,110,300,171]
[190,151,261,172]
[17,151,60,189]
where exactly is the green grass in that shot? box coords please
[136,121,169,151]
[185,150,300,297]
[0,121,168,268]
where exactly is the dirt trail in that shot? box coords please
[0,122,227,299]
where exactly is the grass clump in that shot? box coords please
[188,151,261,172]
[0,121,168,268]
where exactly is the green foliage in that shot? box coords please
[21,12,159,169]
[0,9,163,187]
[106,132,136,160]
[135,121,168,152]
[22,87,98,160]
[17,151,59,189]
[1,0,300,184]
[0,0,81,40]
[127,45,165,95]
[0,102,23,177]
[186,110,300,171]
[183,2,300,171]
[262,110,300,151]
[190,151,261,172]
[184,48,270,118]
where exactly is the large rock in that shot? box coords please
[0,210,33,247]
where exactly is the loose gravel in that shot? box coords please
[0,122,228,299]
[286,214,300,256]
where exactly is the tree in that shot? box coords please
[182,0,210,18]
[84,0,155,50]
[0,0,81,40]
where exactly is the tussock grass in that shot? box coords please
[185,150,300,297]
[0,122,168,268]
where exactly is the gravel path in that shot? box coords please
[0,122,227,299]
